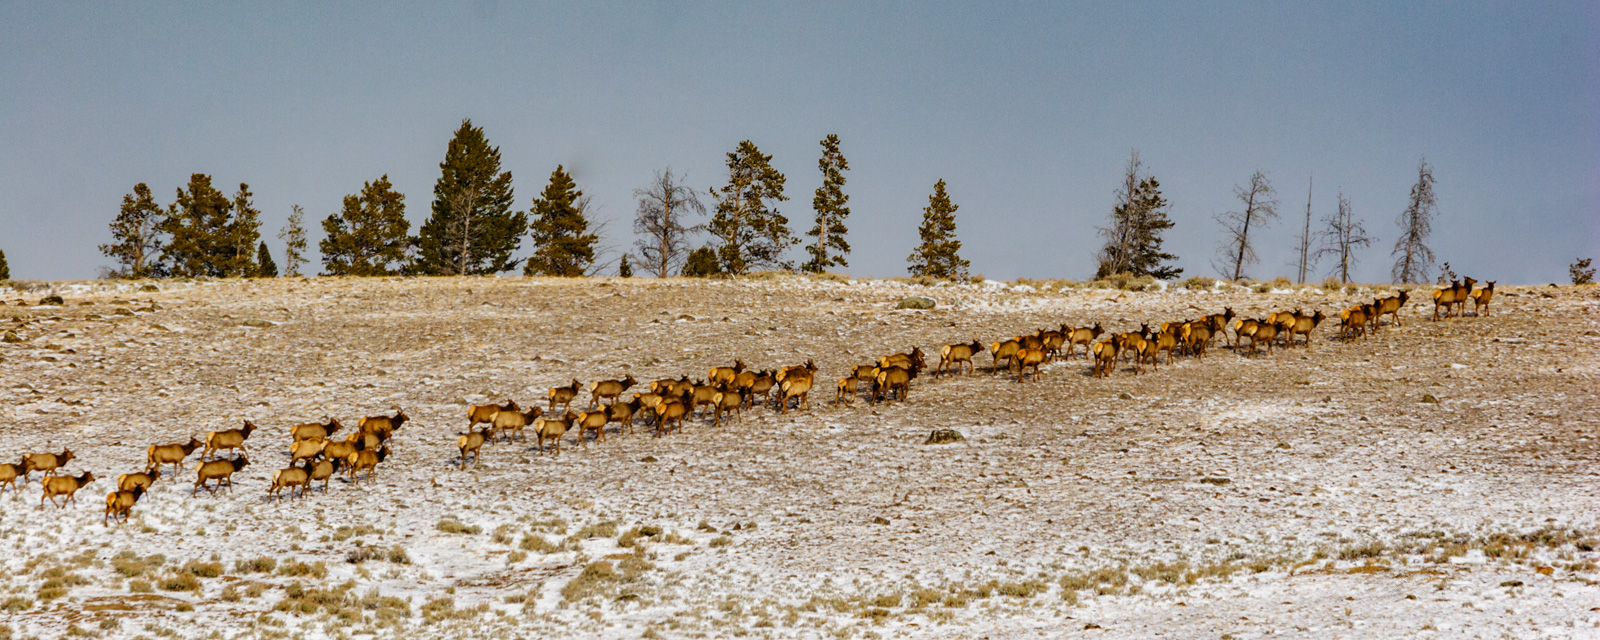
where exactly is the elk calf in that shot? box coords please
[457,428,490,469]
[535,412,577,453]
[589,375,638,408]
[41,471,95,508]
[104,485,145,525]
[938,340,984,376]
[549,379,582,412]
[269,466,311,501]
[193,457,249,496]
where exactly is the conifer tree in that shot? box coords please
[906,179,969,280]
[224,184,262,277]
[101,183,168,278]
[1094,153,1181,279]
[279,205,309,277]
[161,174,236,278]
[683,246,720,278]
[618,254,633,278]
[0,249,9,280]
[321,176,410,276]
[1391,158,1438,284]
[256,241,278,277]
[524,165,597,277]
[709,140,793,275]
[803,134,850,273]
[411,119,525,275]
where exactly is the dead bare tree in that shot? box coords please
[1314,190,1372,284]
[1391,158,1438,284]
[633,169,706,277]
[448,187,479,276]
[1294,177,1313,283]
[1093,151,1143,278]
[1212,170,1279,281]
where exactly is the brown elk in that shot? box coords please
[689,380,721,416]
[575,410,610,446]
[777,359,819,387]
[535,412,577,453]
[1091,338,1119,378]
[877,348,924,373]
[306,458,335,493]
[289,438,326,465]
[872,366,913,404]
[1288,310,1326,347]
[1232,318,1260,351]
[41,471,94,508]
[1340,304,1372,340]
[834,376,860,406]
[269,465,310,501]
[549,379,582,412]
[347,445,388,485]
[457,427,490,469]
[193,457,249,496]
[777,373,813,414]
[650,376,687,396]
[493,405,542,443]
[290,417,342,443]
[116,470,159,493]
[1067,323,1104,359]
[23,448,74,480]
[589,375,638,408]
[1150,326,1179,366]
[468,400,516,429]
[1451,277,1477,318]
[1470,281,1495,317]
[322,434,364,471]
[0,457,35,494]
[1181,321,1214,358]
[709,360,746,387]
[607,396,641,435]
[1012,347,1046,382]
[203,421,257,459]
[1040,327,1069,361]
[1249,319,1279,355]
[711,387,743,427]
[653,399,687,436]
[938,340,984,376]
[357,410,408,442]
[990,338,1022,373]
[103,485,145,525]
[147,438,202,477]
[1374,291,1409,328]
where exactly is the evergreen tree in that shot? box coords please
[224,184,262,277]
[1095,153,1181,279]
[256,241,278,277]
[709,140,793,275]
[524,165,597,277]
[632,169,705,277]
[1391,158,1438,284]
[618,254,633,278]
[101,182,168,278]
[411,119,525,275]
[321,175,411,276]
[906,180,970,280]
[161,174,236,278]
[0,249,9,280]
[803,134,851,273]
[683,246,721,277]
[279,205,309,277]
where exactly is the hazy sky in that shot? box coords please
[2,3,1596,283]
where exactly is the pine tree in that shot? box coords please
[683,246,720,278]
[906,179,970,280]
[618,254,633,278]
[410,119,525,275]
[0,249,9,280]
[1391,158,1438,284]
[1094,152,1180,280]
[633,169,705,277]
[524,166,597,277]
[1213,171,1279,280]
[279,205,309,277]
[709,140,793,275]
[321,175,411,276]
[803,134,851,273]
[256,241,278,277]
[100,182,168,278]
[161,174,236,278]
[224,184,262,277]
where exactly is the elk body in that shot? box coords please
[289,438,326,465]
[492,406,542,443]
[104,485,145,525]
[574,410,610,446]
[322,435,363,471]
[778,373,814,414]
[269,466,310,501]
[358,410,408,442]
[938,340,984,376]
[872,366,912,404]
[41,471,94,508]
[1091,339,1119,378]
[990,338,1022,373]
[116,470,159,493]
[1289,310,1326,347]
[712,388,742,426]
[1067,323,1104,359]
[589,375,637,408]
[22,448,73,480]
[709,360,745,387]
[457,428,490,469]
[290,418,342,443]
[306,459,335,493]
[535,412,577,453]
[653,400,687,436]
[147,438,202,476]
[549,379,582,412]
[607,397,641,435]
[1471,281,1495,316]
[347,446,388,484]
[468,400,516,428]
[204,421,256,459]
[193,457,249,496]
[1374,291,1409,328]
[834,376,860,406]
[1012,347,1046,382]
[0,458,33,494]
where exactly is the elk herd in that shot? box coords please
[2,278,1495,524]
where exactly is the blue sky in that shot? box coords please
[2,2,1595,283]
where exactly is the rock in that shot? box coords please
[242,318,275,328]
[924,429,964,444]
[895,296,936,310]
[639,456,658,463]
[139,284,160,292]
[1198,477,1231,486]
[1118,392,1134,400]
[1421,394,1440,404]
[1,331,20,343]
[39,295,65,306]
[872,516,891,525]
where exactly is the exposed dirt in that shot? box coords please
[0,276,1596,639]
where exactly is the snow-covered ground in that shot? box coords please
[0,276,1595,639]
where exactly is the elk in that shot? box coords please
[1040,328,1069,361]
[549,379,582,412]
[147,437,202,477]
[1012,347,1046,382]
[193,457,249,496]
[457,427,490,469]
[1181,321,1214,358]
[289,438,326,465]
[494,405,542,443]
[1470,281,1495,317]
[777,359,819,387]
[607,396,641,435]
[711,387,743,427]
[653,399,688,436]
[745,370,777,408]
[1288,310,1326,347]
[468,400,516,429]
[990,338,1022,373]
[289,417,342,443]
[41,471,94,508]
[1432,279,1461,321]
[938,340,985,376]
[22,448,73,480]
[0,457,34,494]
[1150,326,1180,366]
[203,421,256,459]
[777,374,813,414]
[1451,277,1477,318]
[535,411,577,453]
[322,434,364,471]
[1340,304,1372,340]
[357,410,408,442]
[306,458,335,493]
[709,360,746,386]
[1067,323,1104,359]
[834,375,860,406]
[116,470,159,493]
[650,376,686,396]
[104,485,145,525]
[1374,291,1409,328]
[589,375,638,408]
[347,445,388,485]
[1115,333,1148,373]
[1091,338,1119,378]
[1249,319,1279,355]
[269,465,311,501]
[690,380,721,416]
[575,410,610,446]
[1231,318,1260,351]
[872,366,913,404]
